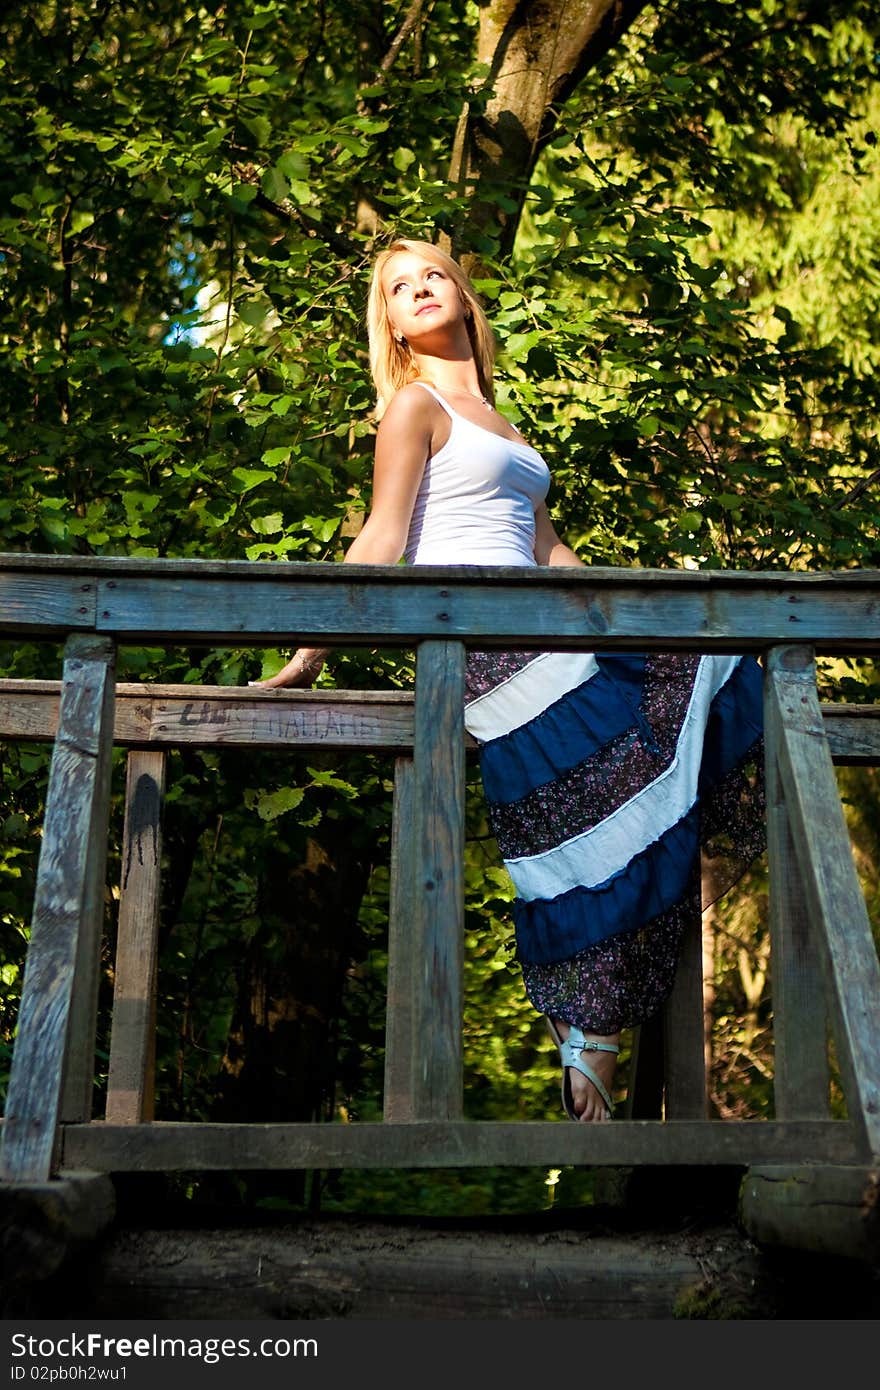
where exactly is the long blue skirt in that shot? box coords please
[463,650,765,1033]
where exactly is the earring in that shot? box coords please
[395,332,407,345]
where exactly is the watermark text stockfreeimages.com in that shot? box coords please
[10,1331,317,1375]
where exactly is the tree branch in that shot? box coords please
[832,464,880,511]
[695,3,823,70]
[379,0,427,74]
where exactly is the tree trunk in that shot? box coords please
[448,0,649,261]
[214,828,375,1129]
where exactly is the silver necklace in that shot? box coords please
[435,384,494,411]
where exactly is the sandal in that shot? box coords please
[546,1017,619,1120]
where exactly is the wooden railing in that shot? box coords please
[1,554,879,1195]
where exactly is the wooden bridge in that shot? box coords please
[1,553,879,1310]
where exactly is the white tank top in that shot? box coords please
[404,383,551,567]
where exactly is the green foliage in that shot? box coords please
[1,1,879,1211]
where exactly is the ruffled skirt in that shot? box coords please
[464,650,766,1033]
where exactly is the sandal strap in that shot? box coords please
[561,1054,614,1116]
[558,1027,617,1115]
[563,1025,619,1058]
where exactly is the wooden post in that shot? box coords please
[383,756,417,1120]
[765,645,880,1158]
[763,654,830,1118]
[662,901,708,1118]
[105,749,167,1124]
[624,1016,664,1119]
[0,634,116,1182]
[409,640,466,1120]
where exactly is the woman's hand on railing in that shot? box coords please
[248,648,330,689]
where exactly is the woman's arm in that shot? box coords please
[533,501,585,568]
[253,387,434,688]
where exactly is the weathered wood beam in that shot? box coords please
[0,682,419,750]
[0,1170,116,1296]
[81,1218,772,1321]
[0,636,116,1182]
[765,646,880,1159]
[0,682,876,760]
[143,696,880,777]
[0,568,96,631]
[764,661,831,1119]
[741,1164,880,1264]
[82,569,880,650]
[384,756,417,1120]
[1,555,879,651]
[624,1016,665,1120]
[662,903,707,1119]
[58,1119,859,1172]
[105,750,167,1125]
[820,705,880,764]
[410,642,466,1120]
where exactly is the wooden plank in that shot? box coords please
[1,682,873,765]
[662,900,707,1119]
[1,551,880,649]
[83,1222,772,1321]
[0,682,64,742]
[58,1118,860,1172]
[144,689,416,750]
[763,659,831,1119]
[766,645,880,1158]
[105,751,167,1125]
[1,551,878,595]
[0,572,96,634]
[741,1164,880,1263]
[383,756,417,1121]
[0,682,418,750]
[820,705,880,764]
[410,641,466,1120]
[87,571,880,650]
[0,636,116,1182]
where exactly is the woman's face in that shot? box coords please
[381,250,467,345]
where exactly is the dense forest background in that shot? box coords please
[2,0,880,1216]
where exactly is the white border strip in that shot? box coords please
[464,651,599,741]
[508,655,742,901]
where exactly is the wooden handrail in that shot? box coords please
[2,553,880,650]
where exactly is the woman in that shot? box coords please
[256,238,765,1123]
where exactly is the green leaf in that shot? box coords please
[250,512,284,535]
[261,166,289,204]
[70,210,96,235]
[261,447,291,467]
[242,115,272,147]
[302,514,340,542]
[230,467,273,492]
[393,147,416,172]
[661,75,694,94]
[254,787,305,821]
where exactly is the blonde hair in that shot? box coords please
[366,238,495,415]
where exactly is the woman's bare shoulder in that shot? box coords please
[377,382,436,436]
[384,381,436,415]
